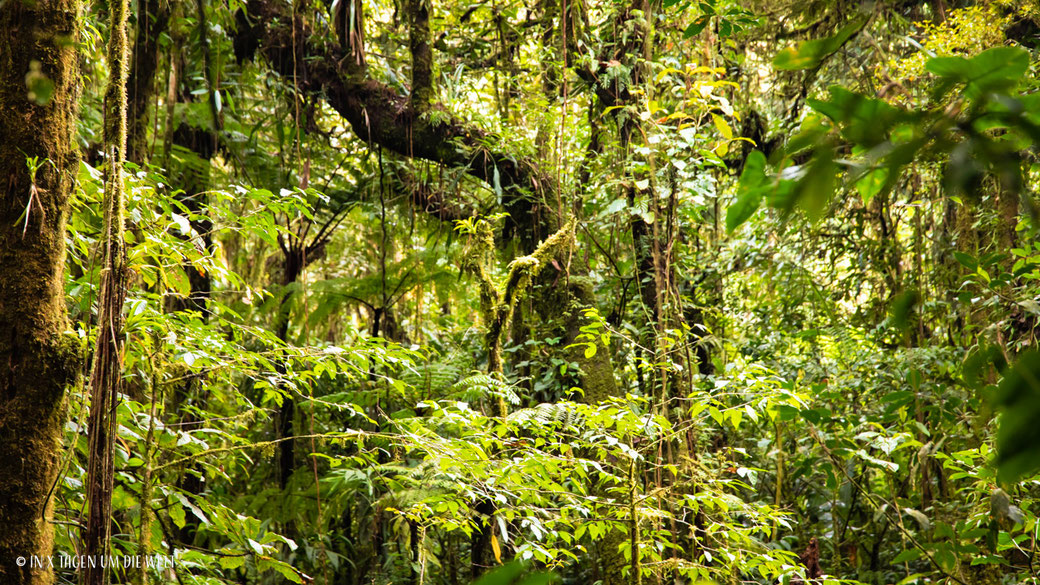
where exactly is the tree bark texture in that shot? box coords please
[0,1,82,583]
[127,0,170,163]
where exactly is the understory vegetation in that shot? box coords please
[1,1,1040,585]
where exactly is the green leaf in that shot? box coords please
[169,503,186,529]
[247,538,264,555]
[891,549,921,564]
[266,559,304,584]
[786,114,831,155]
[683,15,711,38]
[855,167,888,204]
[794,151,836,221]
[726,150,766,231]
[925,47,1030,98]
[711,113,733,140]
[171,213,192,235]
[219,555,247,570]
[952,251,977,270]
[994,349,1040,484]
[933,543,958,573]
[773,16,867,71]
[855,449,898,472]
[809,86,908,147]
[889,289,919,332]
[902,507,930,530]
[472,562,555,585]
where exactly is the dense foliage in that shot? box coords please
[2,1,1040,585]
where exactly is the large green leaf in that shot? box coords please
[855,167,888,204]
[926,47,1030,98]
[726,150,767,232]
[809,86,909,147]
[773,16,867,71]
[995,349,1040,484]
[789,150,836,221]
[471,562,558,585]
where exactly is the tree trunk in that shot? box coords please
[275,251,304,489]
[165,4,219,545]
[407,0,432,112]
[127,0,170,163]
[0,1,82,583]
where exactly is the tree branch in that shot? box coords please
[237,0,555,248]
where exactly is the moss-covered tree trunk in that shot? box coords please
[0,1,82,583]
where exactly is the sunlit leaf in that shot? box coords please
[926,47,1030,98]
[855,167,888,204]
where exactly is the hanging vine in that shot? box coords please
[82,0,131,581]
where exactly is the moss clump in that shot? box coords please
[461,218,576,415]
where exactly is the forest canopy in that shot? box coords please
[0,0,1039,585]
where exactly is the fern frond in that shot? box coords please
[452,373,521,405]
[507,402,581,427]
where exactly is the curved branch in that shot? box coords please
[236,0,555,248]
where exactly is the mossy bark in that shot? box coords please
[407,0,433,112]
[463,218,578,416]
[83,0,131,579]
[535,277,618,403]
[0,1,82,583]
